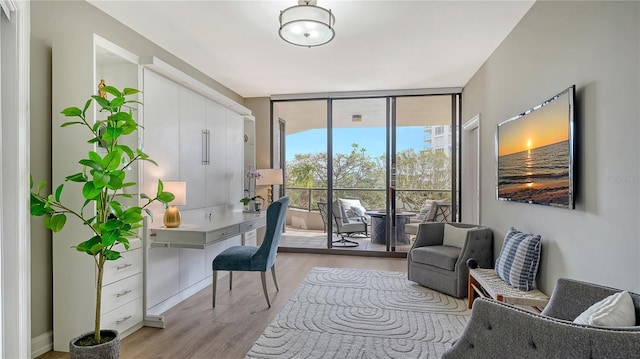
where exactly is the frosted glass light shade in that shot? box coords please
[279,3,335,47]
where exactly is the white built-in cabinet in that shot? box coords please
[140,58,254,316]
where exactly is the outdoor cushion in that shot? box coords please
[411,245,461,271]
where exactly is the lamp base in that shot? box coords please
[163,206,182,228]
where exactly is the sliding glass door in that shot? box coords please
[274,92,459,253]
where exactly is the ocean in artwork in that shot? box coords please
[498,140,571,206]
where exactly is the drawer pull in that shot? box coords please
[116,289,132,298]
[116,315,132,325]
[116,263,132,270]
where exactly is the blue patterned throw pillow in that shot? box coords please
[495,227,542,291]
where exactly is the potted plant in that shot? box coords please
[30,86,174,358]
[240,195,265,212]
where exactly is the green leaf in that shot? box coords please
[101,229,120,247]
[91,95,111,110]
[61,121,84,127]
[54,184,64,202]
[122,88,140,96]
[139,193,150,200]
[82,99,92,116]
[109,201,123,216]
[79,159,101,171]
[107,172,125,190]
[89,243,104,256]
[121,181,136,188]
[156,180,164,196]
[118,237,131,250]
[45,214,67,232]
[61,107,82,117]
[143,158,159,167]
[88,151,102,165]
[157,192,175,204]
[36,180,47,193]
[82,182,102,199]
[110,97,125,109]
[102,151,122,171]
[75,236,101,254]
[143,208,153,218]
[102,85,122,98]
[65,172,87,183]
[116,145,135,161]
[90,170,110,188]
[117,193,133,199]
[102,126,123,142]
[104,250,121,261]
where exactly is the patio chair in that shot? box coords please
[317,199,369,247]
[405,200,451,236]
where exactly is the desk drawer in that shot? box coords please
[103,248,142,286]
[239,217,266,232]
[101,297,143,334]
[206,225,240,244]
[101,273,143,314]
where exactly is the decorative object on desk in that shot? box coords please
[241,194,265,212]
[162,180,187,228]
[30,86,174,355]
[256,168,283,204]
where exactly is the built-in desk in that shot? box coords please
[144,210,266,327]
[150,212,266,249]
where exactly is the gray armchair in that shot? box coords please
[407,222,493,298]
[442,278,640,358]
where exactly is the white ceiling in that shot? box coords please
[88,0,535,98]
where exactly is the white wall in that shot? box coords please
[463,1,640,293]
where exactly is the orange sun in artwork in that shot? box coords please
[526,139,532,149]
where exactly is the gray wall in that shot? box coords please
[30,0,243,339]
[463,1,640,294]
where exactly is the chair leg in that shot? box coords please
[271,265,279,292]
[261,271,271,308]
[229,271,233,291]
[212,271,217,308]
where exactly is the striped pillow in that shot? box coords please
[495,227,541,291]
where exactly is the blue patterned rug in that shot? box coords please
[246,267,471,358]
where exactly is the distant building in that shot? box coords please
[424,125,452,155]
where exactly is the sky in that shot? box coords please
[498,91,571,157]
[287,126,427,161]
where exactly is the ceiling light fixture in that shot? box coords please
[279,0,335,48]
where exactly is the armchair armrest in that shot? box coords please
[456,226,494,271]
[443,298,640,359]
[411,222,445,249]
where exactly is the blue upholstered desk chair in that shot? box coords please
[212,196,289,308]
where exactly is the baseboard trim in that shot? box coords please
[31,331,53,358]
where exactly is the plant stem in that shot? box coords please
[94,251,105,344]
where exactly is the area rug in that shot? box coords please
[246,267,471,358]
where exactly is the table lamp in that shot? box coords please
[163,180,187,228]
[256,169,283,205]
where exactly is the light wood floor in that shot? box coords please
[38,252,407,359]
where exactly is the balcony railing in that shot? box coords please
[286,186,451,213]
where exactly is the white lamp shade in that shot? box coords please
[163,180,187,206]
[279,4,335,47]
[256,169,284,186]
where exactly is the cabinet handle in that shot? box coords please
[116,263,132,270]
[116,315,132,324]
[116,289,132,298]
[202,129,211,165]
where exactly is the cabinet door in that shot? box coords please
[179,87,207,210]
[146,247,180,308]
[206,100,228,206]
[142,69,180,218]
[178,248,206,291]
[226,110,244,204]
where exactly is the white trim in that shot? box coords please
[0,0,30,357]
[140,56,251,116]
[0,0,17,20]
[31,331,53,358]
[463,113,480,131]
[270,87,463,101]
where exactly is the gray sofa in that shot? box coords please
[407,222,493,298]
[442,278,640,358]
